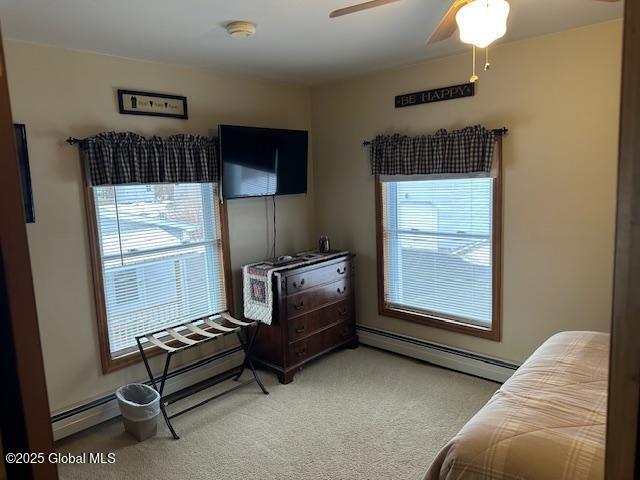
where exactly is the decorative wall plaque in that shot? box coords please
[395,83,475,109]
[117,89,188,119]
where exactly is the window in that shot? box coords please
[88,183,230,370]
[376,172,501,340]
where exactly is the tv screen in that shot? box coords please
[219,125,308,199]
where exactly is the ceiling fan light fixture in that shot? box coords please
[456,0,510,49]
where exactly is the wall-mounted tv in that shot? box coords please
[219,125,308,199]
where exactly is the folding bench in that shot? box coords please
[135,312,268,439]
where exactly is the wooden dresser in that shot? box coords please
[253,253,358,384]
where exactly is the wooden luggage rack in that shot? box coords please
[135,311,268,440]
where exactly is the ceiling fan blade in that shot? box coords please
[330,0,403,18]
[426,0,471,45]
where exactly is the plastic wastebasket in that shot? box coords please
[115,383,160,441]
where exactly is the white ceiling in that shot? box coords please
[0,0,623,84]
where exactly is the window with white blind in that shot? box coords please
[378,175,501,339]
[90,183,228,362]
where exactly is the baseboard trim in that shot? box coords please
[356,325,519,383]
[51,328,518,439]
[51,346,244,440]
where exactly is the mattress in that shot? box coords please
[424,331,609,480]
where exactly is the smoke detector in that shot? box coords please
[226,21,256,38]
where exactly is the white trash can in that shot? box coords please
[116,383,160,441]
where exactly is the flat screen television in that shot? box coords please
[219,125,308,199]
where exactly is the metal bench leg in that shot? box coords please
[137,338,158,390]
[157,353,180,440]
[234,322,259,381]
[248,358,269,395]
[233,328,248,381]
[137,339,180,440]
[234,324,269,395]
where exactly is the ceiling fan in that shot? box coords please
[330,0,621,82]
[330,0,621,45]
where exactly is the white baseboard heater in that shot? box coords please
[50,346,244,440]
[356,325,519,383]
[51,325,520,439]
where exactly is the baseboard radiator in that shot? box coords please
[356,325,519,383]
[52,327,518,440]
[50,346,244,440]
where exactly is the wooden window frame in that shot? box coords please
[83,182,234,374]
[374,139,502,341]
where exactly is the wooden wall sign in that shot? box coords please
[395,83,475,109]
[117,89,188,119]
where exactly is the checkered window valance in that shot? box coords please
[79,132,219,186]
[369,126,500,176]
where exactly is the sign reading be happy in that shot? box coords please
[395,83,475,109]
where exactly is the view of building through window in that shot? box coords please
[93,183,226,354]
[383,177,494,326]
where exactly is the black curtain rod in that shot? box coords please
[68,127,509,147]
[362,127,509,146]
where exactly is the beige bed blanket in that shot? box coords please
[425,331,609,480]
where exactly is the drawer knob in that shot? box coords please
[338,308,348,316]
[337,287,346,294]
[295,325,306,333]
[296,348,307,357]
[337,267,347,275]
[293,278,305,288]
[294,301,305,310]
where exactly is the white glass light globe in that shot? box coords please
[456,0,510,49]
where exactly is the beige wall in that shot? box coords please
[5,41,314,412]
[5,19,623,412]
[310,21,622,363]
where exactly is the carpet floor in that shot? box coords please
[56,346,498,480]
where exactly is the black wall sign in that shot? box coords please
[117,89,188,119]
[395,83,475,109]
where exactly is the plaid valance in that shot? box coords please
[79,132,219,186]
[369,126,500,176]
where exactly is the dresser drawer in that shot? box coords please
[286,259,350,294]
[286,278,350,318]
[288,300,353,343]
[287,321,355,366]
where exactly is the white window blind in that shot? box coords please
[381,177,494,327]
[93,183,227,355]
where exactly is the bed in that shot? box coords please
[425,331,609,480]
